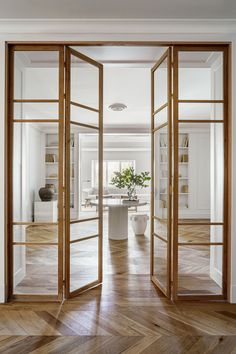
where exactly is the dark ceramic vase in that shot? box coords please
[39,187,54,201]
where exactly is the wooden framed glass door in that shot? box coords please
[151,48,172,298]
[6,44,65,301]
[172,45,230,301]
[64,47,103,298]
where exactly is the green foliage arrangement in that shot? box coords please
[110,167,151,200]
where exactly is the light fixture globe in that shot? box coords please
[108,103,127,112]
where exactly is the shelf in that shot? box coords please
[55,193,74,195]
[160,162,188,164]
[45,162,74,164]
[45,146,74,149]
[160,146,188,149]
[45,177,75,180]
[160,193,189,195]
[160,177,188,180]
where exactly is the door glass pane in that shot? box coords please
[14,102,58,120]
[154,57,168,110]
[154,127,168,241]
[13,122,59,223]
[71,54,99,109]
[14,51,59,100]
[178,102,223,121]
[178,123,224,222]
[154,236,168,290]
[70,124,99,221]
[70,220,98,242]
[13,224,58,243]
[178,224,223,243]
[13,245,58,295]
[70,237,99,292]
[178,245,223,295]
[71,104,98,127]
[154,106,168,129]
[178,52,223,100]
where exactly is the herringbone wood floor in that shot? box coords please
[4,214,235,353]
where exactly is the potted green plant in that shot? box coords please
[110,167,151,201]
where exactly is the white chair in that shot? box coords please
[130,214,149,235]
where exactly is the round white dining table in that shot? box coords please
[91,198,147,240]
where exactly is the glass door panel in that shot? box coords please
[65,47,103,298]
[151,48,172,298]
[8,46,64,301]
[173,46,229,300]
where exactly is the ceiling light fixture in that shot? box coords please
[108,103,127,112]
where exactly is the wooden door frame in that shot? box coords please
[5,41,231,302]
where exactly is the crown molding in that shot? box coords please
[0,19,235,35]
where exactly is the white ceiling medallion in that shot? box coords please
[108,103,127,112]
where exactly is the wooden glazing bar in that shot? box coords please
[13,242,58,246]
[178,99,224,103]
[98,64,103,283]
[13,222,58,226]
[64,46,71,298]
[153,122,168,133]
[178,120,224,124]
[167,47,172,298]
[151,50,168,72]
[57,46,65,301]
[70,120,99,130]
[6,44,14,300]
[178,221,224,226]
[172,45,179,301]
[223,46,229,299]
[69,47,103,68]
[13,119,59,123]
[153,102,168,116]
[70,217,99,224]
[69,280,101,298]
[13,99,59,103]
[70,234,99,244]
[12,45,62,51]
[70,100,99,113]
[151,276,168,297]
[153,233,168,243]
[178,221,223,226]
[178,242,223,246]
[150,69,154,276]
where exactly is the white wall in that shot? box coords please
[0,21,235,302]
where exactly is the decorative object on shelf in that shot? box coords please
[45,183,56,192]
[48,173,58,178]
[180,154,188,162]
[110,167,151,201]
[182,136,189,147]
[181,185,188,193]
[39,186,55,201]
[160,136,167,147]
[45,153,57,162]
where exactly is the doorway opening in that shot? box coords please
[5,42,230,302]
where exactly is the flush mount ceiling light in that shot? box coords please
[108,103,127,112]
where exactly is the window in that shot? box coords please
[91,160,135,188]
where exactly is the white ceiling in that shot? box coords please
[0,0,235,19]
